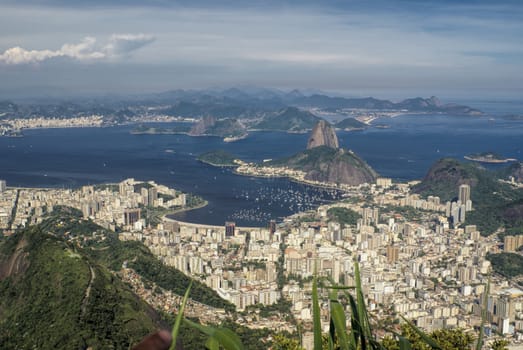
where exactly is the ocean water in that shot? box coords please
[0,108,522,226]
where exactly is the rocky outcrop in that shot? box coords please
[189,116,216,136]
[307,120,339,150]
[189,116,247,139]
[302,148,378,186]
[0,237,29,280]
[271,146,378,186]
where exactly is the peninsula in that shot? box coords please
[464,152,517,163]
[236,120,378,187]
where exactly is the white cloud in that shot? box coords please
[0,34,154,65]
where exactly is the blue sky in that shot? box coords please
[0,0,522,98]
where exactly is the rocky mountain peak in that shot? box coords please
[189,115,216,136]
[307,120,339,150]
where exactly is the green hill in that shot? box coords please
[487,253,523,278]
[38,207,234,311]
[0,227,161,349]
[269,145,378,186]
[254,107,320,132]
[335,118,367,130]
[412,158,523,235]
[198,150,238,167]
[189,116,247,138]
[0,207,234,349]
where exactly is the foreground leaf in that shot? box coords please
[169,280,193,350]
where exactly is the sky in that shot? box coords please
[0,0,522,99]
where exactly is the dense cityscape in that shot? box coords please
[2,0,522,348]
[2,164,522,348]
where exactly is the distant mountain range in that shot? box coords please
[0,87,483,122]
[253,107,321,132]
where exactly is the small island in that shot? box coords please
[464,152,517,164]
[197,150,239,167]
[335,117,367,131]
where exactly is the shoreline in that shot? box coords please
[168,199,209,215]
[198,160,237,168]
[231,168,352,192]
[464,155,518,163]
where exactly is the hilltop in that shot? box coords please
[307,119,339,149]
[0,226,161,349]
[270,146,377,186]
[412,158,523,235]
[198,150,238,167]
[0,207,234,349]
[253,107,321,132]
[268,120,378,186]
[335,117,367,130]
[189,116,248,139]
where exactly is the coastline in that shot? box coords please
[464,155,517,163]
[169,199,209,215]
[231,167,351,192]
[198,159,237,168]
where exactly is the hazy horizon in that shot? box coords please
[1,0,522,99]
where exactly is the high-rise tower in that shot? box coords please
[458,184,470,204]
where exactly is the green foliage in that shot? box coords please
[245,299,293,318]
[491,339,509,350]
[270,146,339,167]
[327,207,361,227]
[50,204,83,218]
[216,320,273,350]
[381,205,430,222]
[487,252,523,277]
[198,150,239,167]
[19,208,232,310]
[170,281,192,350]
[269,146,377,185]
[86,232,235,311]
[0,227,159,349]
[383,325,474,350]
[272,333,304,350]
[186,193,207,208]
[255,107,320,132]
[185,319,245,350]
[335,118,367,130]
[413,158,523,235]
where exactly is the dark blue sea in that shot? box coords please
[1,104,522,226]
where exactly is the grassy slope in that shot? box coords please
[0,227,159,349]
[39,209,234,312]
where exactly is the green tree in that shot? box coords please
[272,333,304,350]
[491,339,509,350]
[382,325,474,350]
